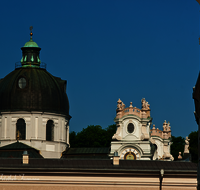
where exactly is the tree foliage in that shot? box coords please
[170,136,185,161]
[170,131,198,163]
[69,124,116,148]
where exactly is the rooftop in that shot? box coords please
[23,39,39,48]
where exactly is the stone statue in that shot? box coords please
[117,99,125,110]
[117,99,122,110]
[184,136,190,154]
[122,102,125,109]
[112,124,122,140]
[163,120,168,131]
[141,98,150,110]
[167,122,171,131]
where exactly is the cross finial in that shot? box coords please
[30,26,33,39]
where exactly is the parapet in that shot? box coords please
[150,121,171,139]
[116,98,151,119]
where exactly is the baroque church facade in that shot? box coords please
[110,98,173,161]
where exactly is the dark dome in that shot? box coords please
[0,67,70,117]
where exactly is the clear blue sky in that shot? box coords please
[0,0,199,138]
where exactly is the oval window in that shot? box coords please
[127,123,134,133]
[18,78,26,89]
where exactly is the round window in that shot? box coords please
[18,78,26,89]
[127,123,134,133]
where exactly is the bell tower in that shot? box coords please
[110,98,173,161]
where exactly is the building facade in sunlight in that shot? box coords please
[110,98,173,161]
[0,31,71,158]
[0,30,197,190]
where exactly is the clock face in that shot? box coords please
[120,148,140,160]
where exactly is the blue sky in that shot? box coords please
[0,0,199,138]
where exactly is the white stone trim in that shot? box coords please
[0,111,70,158]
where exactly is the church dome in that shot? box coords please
[0,31,70,117]
[0,68,70,116]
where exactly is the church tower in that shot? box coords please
[110,98,173,161]
[0,28,71,158]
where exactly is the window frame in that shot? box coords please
[46,120,54,141]
[16,118,26,140]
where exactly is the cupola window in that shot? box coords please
[18,78,26,89]
[127,123,134,133]
[16,118,26,140]
[46,120,54,141]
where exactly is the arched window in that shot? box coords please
[16,118,26,140]
[46,120,54,141]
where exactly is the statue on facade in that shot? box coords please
[184,136,190,154]
[162,121,171,139]
[163,120,168,131]
[117,98,125,110]
[141,98,150,110]
[112,124,122,140]
[117,99,122,110]
[122,102,125,109]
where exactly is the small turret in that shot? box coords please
[20,26,41,68]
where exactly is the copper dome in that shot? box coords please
[0,67,70,117]
[0,33,70,118]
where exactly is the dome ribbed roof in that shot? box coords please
[0,67,70,117]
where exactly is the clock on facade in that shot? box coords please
[120,148,140,160]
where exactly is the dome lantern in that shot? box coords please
[20,26,41,68]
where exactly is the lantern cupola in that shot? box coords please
[20,26,41,68]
